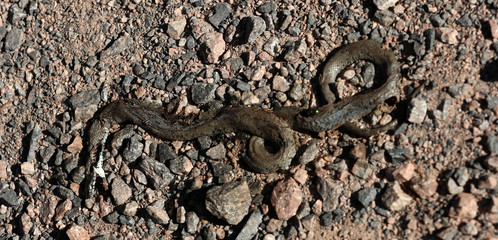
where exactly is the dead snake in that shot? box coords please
[86,40,400,175]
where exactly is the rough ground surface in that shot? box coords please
[0,0,498,239]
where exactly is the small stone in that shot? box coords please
[70,89,100,108]
[272,76,290,92]
[138,157,175,189]
[437,226,458,240]
[456,14,472,28]
[20,213,32,234]
[424,28,436,51]
[54,199,72,221]
[374,10,396,26]
[169,156,193,175]
[67,135,83,154]
[409,177,438,199]
[477,174,497,189]
[355,188,378,208]
[271,178,302,220]
[111,177,132,205]
[391,162,416,182]
[245,16,266,43]
[146,206,170,225]
[258,1,277,13]
[407,96,427,124]
[430,14,446,27]
[20,162,35,175]
[205,180,252,225]
[199,32,226,64]
[373,0,398,10]
[381,182,412,211]
[0,189,20,206]
[8,5,27,25]
[66,224,90,240]
[186,212,199,234]
[486,96,498,109]
[0,160,7,180]
[4,27,24,51]
[266,218,283,233]
[351,142,367,159]
[205,143,226,159]
[484,155,498,172]
[298,139,320,165]
[449,193,478,219]
[316,177,341,212]
[293,168,308,185]
[74,105,98,122]
[122,135,144,163]
[251,65,266,81]
[489,19,498,40]
[460,220,479,236]
[235,210,263,240]
[100,35,134,59]
[26,125,42,163]
[436,27,459,45]
[263,37,280,56]
[208,3,231,28]
[123,201,139,216]
[486,134,498,155]
[167,18,187,40]
[191,82,217,105]
[351,159,372,179]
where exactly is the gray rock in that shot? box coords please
[122,135,144,163]
[407,96,427,124]
[374,10,396,26]
[319,212,333,227]
[100,35,134,59]
[263,37,280,56]
[424,28,436,51]
[456,14,472,27]
[166,18,187,40]
[205,180,252,225]
[0,27,7,40]
[230,58,244,72]
[486,96,498,109]
[257,1,277,13]
[386,146,411,164]
[146,206,170,225]
[245,16,266,43]
[380,182,412,211]
[437,226,458,240]
[235,210,263,240]
[111,177,132,205]
[351,159,372,179]
[487,134,498,155]
[205,143,226,159]
[138,157,175,189]
[355,187,378,208]
[54,186,75,200]
[8,4,27,25]
[209,3,231,28]
[4,27,24,51]
[453,167,469,186]
[26,125,42,163]
[157,143,177,163]
[0,189,20,206]
[316,177,341,212]
[430,14,446,27]
[186,212,199,234]
[70,89,100,108]
[191,82,217,105]
[446,178,463,195]
[168,156,193,175]
[298,139,319,165]
[104,211,119,224]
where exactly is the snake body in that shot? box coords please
[87,40,400,174]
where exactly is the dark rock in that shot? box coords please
[100,35,134,59]
[205,180,251,225]
[316,177,341,212]
[209,3,231,28]
[138,157,175,189]
[4,27,24,51]
[257,1,277,13]
[8,5,27,25]
[386,146,411,164]
[122,135,144,163]
[298,139,320,165]
[104,211,120,224]
[424,28,435,51]
[374,10,396,26]
[70,89,100,108]
[486,134,498,155]
[430,14,445,27]
[235,210,263,240]
[54,186,75,200]
[26,125,42,163]
[157,143,177,163]
[355,188,378,208]
[456,14,472,27]
[168,156,193,175]
[0,189,20,206]
[191,82,217,104]
[320,212,333,226]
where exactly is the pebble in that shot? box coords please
[486,134,498,155]
[146,205,170,225]
[199,32,226,63]
[138,157,175,189]
[484,155,498,172]
[0,160,7,180]
[351,159,372,179]
[54,199,72,221]
[391,162,416,182]
[100,35,134,59]
[166,18,187,40]
[298,139,320,165]
[205,180,252,225]
[486,96,498,109]
[437,226,458,240]
[186,212,200,233]
[122,135,143,162]
[245,16,266,43]
[374,10,396,26]
[424,28,436,51]
[316,177,341,212]
[8,5,27,25]
[293,168,308,185]
[373,0,398,11]
[0,189,20,206]
[456,14,472,28]
[205,143,226,159]
[488,19,498,40]
[26,125,42,162]
[20,162,35,175]
[70,89,101,108]
[235,210,263,240]
[40,193,58,223]
[111,177,132,205]
[271,178,302,220]
[169,156,193,175]
[446,178,464,195]
[477,174,497,189]
[436,27,459,45]
[66,224,90,240]
[251,65,266,81]
[123,201,139,216]
[460,220,479,236]
[355,187,379,208]
[380,182,412,211]
[264,37,280,56]
[257,1,277,13]
[209,3,231,28]
[4,27,24,51]
[272,76,290,92]
[191,82,217,104]
[449,193,478,219]
[407,96,427,124]
[67,135,83,154]
[409,177,438,199]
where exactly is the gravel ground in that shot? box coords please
[0,0,497,239]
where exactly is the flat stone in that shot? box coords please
[167,18,187,40]
[70,89,100,108]
[26,125,42,162]
[316,177,341,212]
[272,76,290,92]
[54,199,72,221]
[4,27,24,51]
[138,157,175,189]
[245,16,266,43]
[186,212,199,233]
[208,3,231,28]
[486,134,498,154]
[0,189,20,206]
[449,193,478,218]
[111,177,132,205]
[374,10,396,26]
[298,139,320,165]
[373,0,398,10]
[355,187,379,208]
[199,32,225,64]
[436,27,459,45]
[391,162,416,182]
[67,135,83,154]
[235,210,263,240]
[271,178,302,220]
[407,96,427,124]
[409,177,438,199]
[20,162,35,175]
[205,143,226,159]
[100,35,134,59]
[351,159,372,179]
[437,226,458,240]
[381,182,412,211]
[146,205,170,225]
[66,224,90,240]
[205,180,251,225]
